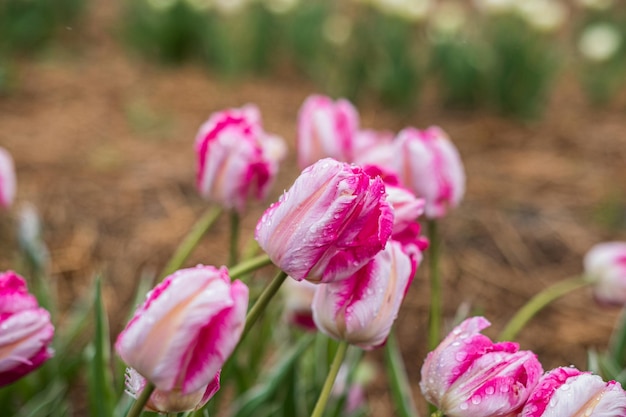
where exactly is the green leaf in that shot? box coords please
[86,276,116,417]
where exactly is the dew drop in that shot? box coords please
[459,403,469,410]
[499,385,510,393]
[485,386,495,395]
[471,395,481,405]
[560,383,570,391]
[455,352,468,362]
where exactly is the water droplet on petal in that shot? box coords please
[471,395,481,405]
[485,386,495,395]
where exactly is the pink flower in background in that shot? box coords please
[352,129,395,168]
[282,278,318,331]
[584,242,626,305]
[312,240,417,350]
[0,271,54,387]
[420,316,542,417]
[0,147,16,209]
[115,265,248,396]
[195,104,286,213]
[520,367,626,416]
[255,158,394,283]
[125,367,221,413]
[392,126,465,219]
[297,95,359,169]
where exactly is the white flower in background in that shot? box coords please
[429,1,467,36]
[577,0,614,11]
[322,14,353,47]
[183,0,213,12]
[145,0,178,12]
[373,0,432,22]
[473,0,515,14]
[213,0,249,15]
[263,0,299,14]
[579,23,623,62]
[516,0,567,33]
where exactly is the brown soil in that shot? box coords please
[1,1,626,416]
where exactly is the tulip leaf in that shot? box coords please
[15,380,66,417]
[86,276,116,417]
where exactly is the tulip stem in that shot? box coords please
[126,382,155,417]
[311,340,349,417]
[160,206,223,279]
[229,253,273,280]
[242,270,288,338]
[427,219,442,351]
[499,276,590,341]
[229,210,240,267]
[385,330,420,417]
[430,410,444,417]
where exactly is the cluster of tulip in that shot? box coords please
[2,94,626,417]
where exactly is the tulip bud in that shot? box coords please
[255,158,394,283]
[583,242,626,305]
[520,367,626,416]
[115,265,248,395]
[0,147,16,209]
[0,271,54,387]
[297,95,359,169]
[312,240,417,349]
[195,104,286,213]
[420,316,543,417]
[392,126,465,219]
[125,367,221,413]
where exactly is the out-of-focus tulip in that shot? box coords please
[0,147,16,209]
[255,158,394,283]
[520,367,626,416]
[583,242,626,305]
[115,265,248,396]
[352,130,396,172]
[0,271,54,387]
[420,316,542,417]
[312,240,418,350]
[297,95,359,169]
[195,104,286,213]
[125,367,221,413]
[282,278,317,331]
[392,126,465,219]
[579,23,623,63]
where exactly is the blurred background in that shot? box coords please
[1,0,626,415]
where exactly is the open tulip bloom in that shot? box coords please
[297,94,360,169]
[0,271,54,387]
[520,366,626,416]
[255,158,395,283]
[195,104,286,213]
[115,265,248,406]
[420,316,543,417]
[312,240,420,350]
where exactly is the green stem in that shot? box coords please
[427,219,441,351]
[311,341,349,417]
[229,210,240,267]
[160,206,222,279]
[385,331,420,417]
[242,270,288,339]
[498,277,590,341]
[126,382,155,417]
[229,253,273,280]
[430,411,444,417]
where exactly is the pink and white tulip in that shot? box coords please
[115,265,248,395]
[584,242,626,305]
[520,367,626,416]
[195,104,286,213]
[352,129,395,169]
[392,126,465,219]
[0,271,54,387]
[420,316,543,416]
[297,95,360,169]
[0,147,16,209]
[311,240,418,350]
[255,158,394,283]
[125,367,221,413]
